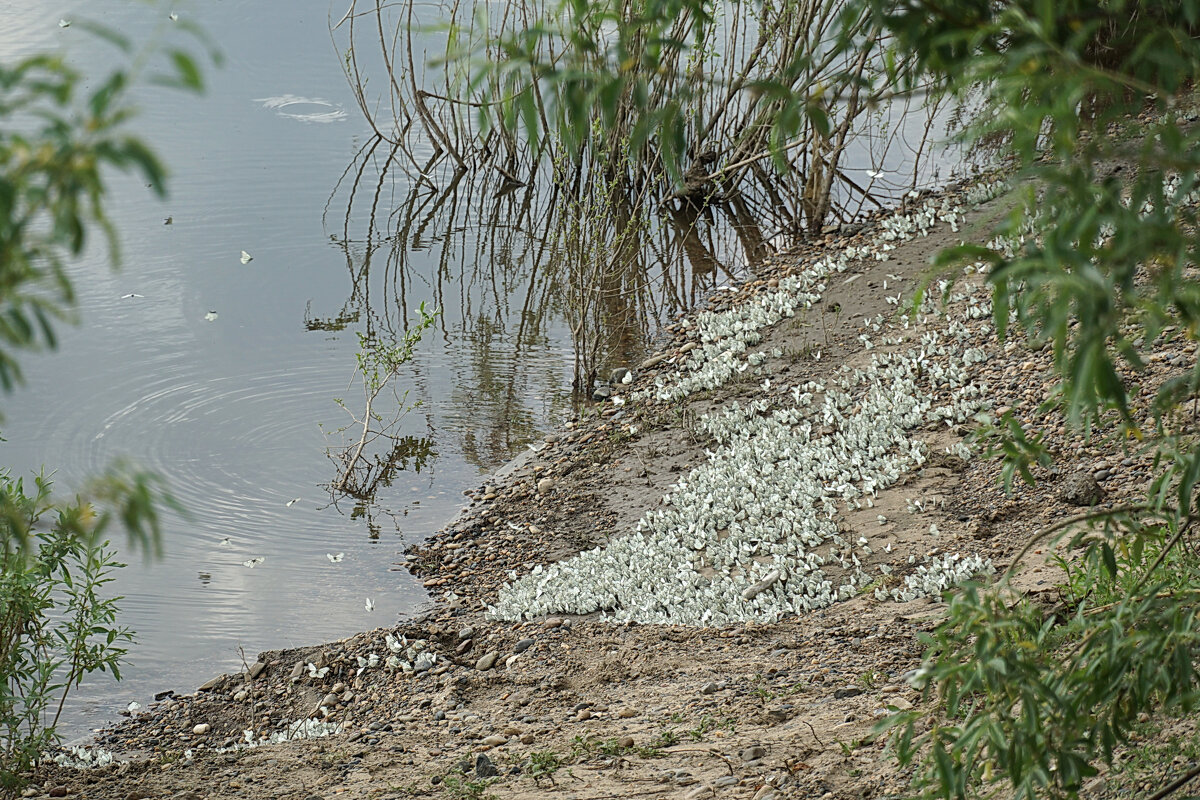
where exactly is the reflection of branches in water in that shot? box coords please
[325,431,437,540]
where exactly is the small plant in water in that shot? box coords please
[327,302,439,501]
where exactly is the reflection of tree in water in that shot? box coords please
[319,136,765,473]
[343,434,436,540]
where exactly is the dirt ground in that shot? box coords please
[34,181,1196,800]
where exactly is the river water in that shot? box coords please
[0,0,957,738]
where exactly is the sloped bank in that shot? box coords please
[32,175,1179,800]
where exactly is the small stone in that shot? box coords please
[834,687,864,699]
[753,787,776,800]
[543,617,564,629]
[591,384,613,401]
[609,368,631,384]
[888,696,914,710]
[476,651,499,671]
[321,693,339,708]
[640,354,668,370]
[617,736,635,749]
[481,735,506,747]
[289,662,305,681]
[536,478,554,495]
[1060,470,1104,506]
[247,661,266,679]
[456,639,473,655]
[513,638,535,654]
[331,682,347,694]
[714,776,739,787]
[474,754,499,778]
[197,675,223,691]
[520,733,535,745]
[741,570,781,601]
[576,709,592,721]
[48,789,68,799]
[684,787,709,800]
[193,723,211,735]
[740,745,767,762]
[700,682,718,695]
[458,627,474,641]
[233,690,248,702]
[617,707,637,718]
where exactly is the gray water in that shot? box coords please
[0,0,959,738]
[0,0,575,736]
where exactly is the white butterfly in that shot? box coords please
[286,498,301,507]
[58,19,70,27]
[126,701,141,713]
[385,633,404,653]
[326,553,344,563]
[204,311,218,322]
[867,169,884,179]
[306,662,330,679]
[169,12,178,21]
[242,557,265,568]
[364,598,375,612]
[240,250,253,264]
[219,537,232,547]
[121,293,144,299]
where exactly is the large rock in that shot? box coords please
[1060,470,1104,506]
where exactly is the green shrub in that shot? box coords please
[0,469,132,788]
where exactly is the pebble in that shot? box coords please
[481,734,506,746]
[740,745,767,762]
[520,733,535,744]
[48,789,68,799]
[289,662,305,681]
[476,652,499,671]
[536,478,554,495]
[617,735,634,748]
[741,570,780,601]
[618,707,637,718]
[543,617,564,629]
[458,627,474,641]
[700,682,719,695]
[1060,470,1104,506]
[576,709,592,721]
[753,788,777,800]
[640,354,668,370]
[192,723,210,735]
[513,638,535,654]
[714,776,739,787]
[474,754,500,778]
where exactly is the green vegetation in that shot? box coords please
[327,302,439,502]
[526,749,564,782]
[0,10,210,789]
[440,772,496,800]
